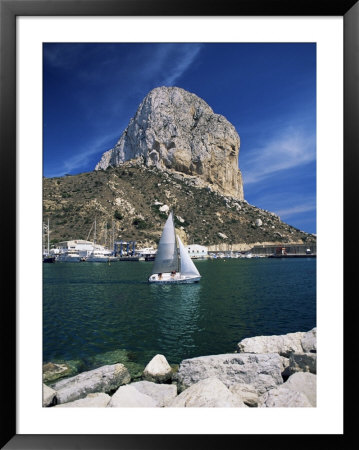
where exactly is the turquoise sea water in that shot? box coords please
[43,258,316,373]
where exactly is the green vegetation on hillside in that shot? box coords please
[43,164,316,248]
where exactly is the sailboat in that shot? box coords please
[148,212,201,284]
[43,218,56,263]
[85,218,114,262]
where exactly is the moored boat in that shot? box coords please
[43,254,56,263]
[85,249,113,262]
[56,250,82,262]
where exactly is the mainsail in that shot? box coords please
[178,236,201,277]
[151,212,178,274]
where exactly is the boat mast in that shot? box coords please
[94,218,96,245]
[171,211,180,272]
[112,219,114,252]
[47,218,50,254]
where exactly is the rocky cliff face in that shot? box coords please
[95,86,244,199]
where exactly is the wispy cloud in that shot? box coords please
[46,132,119,178]
[276,201,316,219]
[160,44,202,86]
[241,126,316,185]
[78,44,203,122]
[137,43,203,88]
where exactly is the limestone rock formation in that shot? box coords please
[95,86,244,199]
[237,329,315,357]
[51,363,131,404]
[259,387,312,407]
[174,353,284,394]
[169,377,246,408]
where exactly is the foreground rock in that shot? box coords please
[301,328,317,353]
[175,353,284,394]
[284,372,316,406]
[143,354,172,383]
[169,377,246,407]
[51,363,131,404]
[55,393,111,408]
[108,385,158,407]
[259,387,312,407]
[228,383,259,407]
[43,384,57,407]
[43,328,316,408]
[130,381,177,407]
[288,352,317,374]
[237,329,316,357]
[43,362,73,383]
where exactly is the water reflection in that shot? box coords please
[43,259,316,368]
[149,283,201,363]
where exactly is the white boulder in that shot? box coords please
[301,328,317,353]
[43,384,57,407]
[108,385,158,407]
[228,383,259,407]
[175,353,284,394]
[169,377,246,407]
[284,372,316,406]
[55,393,111,407]
[52,363,131,404]
[237,331,306,357]
[259,387,312,407]
[143,354,172,383]
[130,381,177,407]
[237,328,317,357]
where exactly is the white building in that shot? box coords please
[185,244,208,259]
[54,240,110,258]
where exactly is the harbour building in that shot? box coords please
[251,243,316,257]
[185,244,209,259]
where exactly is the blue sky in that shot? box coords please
[43,43,316,234]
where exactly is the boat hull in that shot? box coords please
[148,272,201,284]
[43,256,56,263]
[57,256,82,262]
[85,257,111,262]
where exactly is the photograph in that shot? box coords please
[42,42,317,409]
[2,1,355,446]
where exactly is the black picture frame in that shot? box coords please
[1,0,357,448]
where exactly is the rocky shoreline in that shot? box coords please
[43,328,316,408]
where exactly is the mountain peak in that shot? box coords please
[95,86,244,199]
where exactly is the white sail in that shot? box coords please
[151,212,178,274]
[178,236,201,277]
